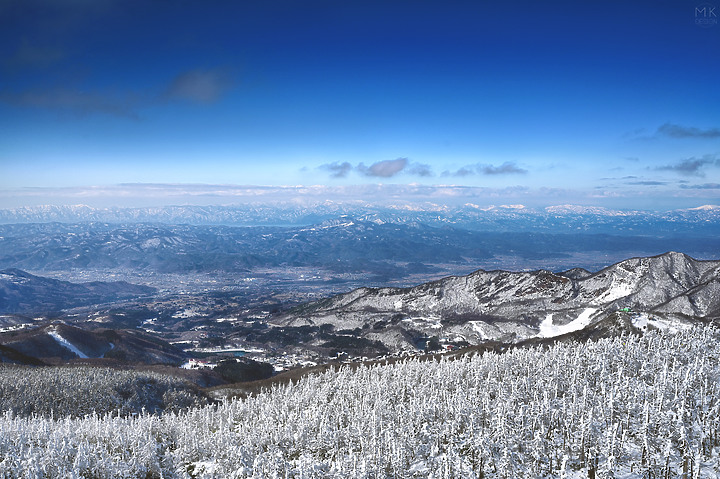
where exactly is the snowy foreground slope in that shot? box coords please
[2,327,720,478]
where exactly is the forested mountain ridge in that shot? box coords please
[0,322,188,365]
[0,268,155,314]
[274,252,720,352]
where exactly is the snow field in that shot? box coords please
[631,312,690,334]
[1,327,720,478]
[539,308,598,338]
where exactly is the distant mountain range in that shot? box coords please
[272,252,720,354]
[2,203,720,234]
[2,220,719,285]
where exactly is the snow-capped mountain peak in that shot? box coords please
[274,252,720,350]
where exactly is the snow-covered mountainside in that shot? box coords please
[274,252,720,351]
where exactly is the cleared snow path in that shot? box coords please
[539,308,598,338]
[595,282,634,303]
[47,330,89,359]
[631,312,690,333]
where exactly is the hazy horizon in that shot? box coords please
[2,183,720,216]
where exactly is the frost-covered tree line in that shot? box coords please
[1,326,720,478]
[0,365,210,418]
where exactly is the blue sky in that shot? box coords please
[1,0,719,210]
